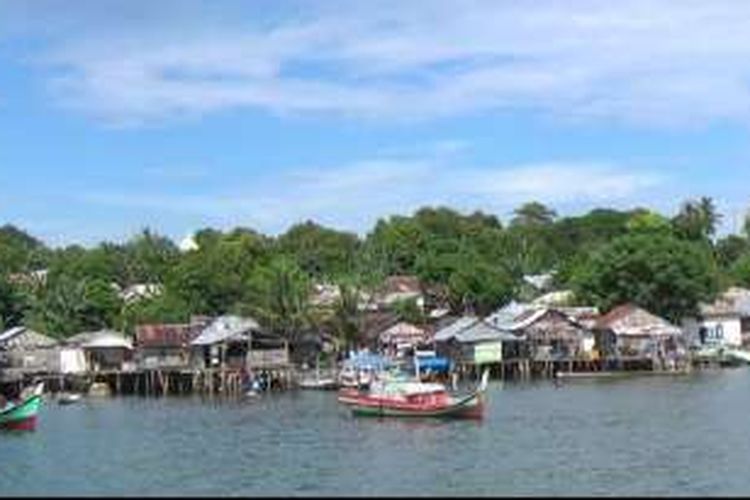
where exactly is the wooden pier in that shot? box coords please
[0,366,297,397]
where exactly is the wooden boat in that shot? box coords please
[299,362,339,390]
[298,377,339,390]
[0,382,44,431]
[723,348,750,364]
[339,370,489,419]
[58,392,83,405]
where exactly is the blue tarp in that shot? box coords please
[414,356,451,374]
[344,351,391,371]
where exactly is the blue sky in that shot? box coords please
[2,1,750,247]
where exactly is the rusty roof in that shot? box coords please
[595,304,681,337]
[136,323,204,347]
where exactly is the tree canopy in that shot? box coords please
[1,198,746,341]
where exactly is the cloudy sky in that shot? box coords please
[2,0,750,246]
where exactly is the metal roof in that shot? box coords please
[0,326,58,349]
[454,320,522,343]
[433,316,480,342]
[81,331,133,349]
[190,315,262,346]
[595,304,681,337]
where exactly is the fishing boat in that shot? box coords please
[339,370,489,419]
[0,382,44,431]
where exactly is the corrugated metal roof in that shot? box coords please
[82,331,133,349]
[190,315,262,346]
[700,287,750,317]
[485,301,537,330]
[455,320,521,343]
[136,323,204,347]
[433,316,479,342]
[0,327,58,349]
[379,322,427,343]
[595,304,681,337]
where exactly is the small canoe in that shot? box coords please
[58,393,83,405]
[0,383,44,431]
[724,349,750,364]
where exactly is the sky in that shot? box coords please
[1,0,750,247]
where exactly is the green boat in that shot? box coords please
[0,382,44,431]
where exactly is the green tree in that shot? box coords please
[0,224,48,274]
[276,221,360,279]
[510,202,557,227]
[119,292,192,335]
[716,235,750,269]
[571,233,719,322]
[626,210,673,235]
[447,255,515,315]
[329,278,369,353]
[167,228,271,314]
[392,297,425,325]
[121,228,179,284]
[243,257,312,343]
[672,197,722,241]
[0,277,29,330]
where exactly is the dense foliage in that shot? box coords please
[1,197,746,344]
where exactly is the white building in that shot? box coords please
[682,287,750,348]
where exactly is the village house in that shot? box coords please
[135,320,207,370]
[378,321,431,357]
[0,326,61,378]
[64,330,135,373]
[189,315,289,371]
[593,304,687,370]
[486,302,596,361]
[432,315,525,379]
[682,287,750,348]
[373,275,425,311]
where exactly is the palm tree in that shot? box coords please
[698,196,721,239]
[673,197,722,241]
[244,257,312,344]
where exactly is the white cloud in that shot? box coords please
[77,159,666,234]
[464,164,664,203]
[5,1,750,126]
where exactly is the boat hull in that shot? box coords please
[347,392,485,419]
[0,394,43,431]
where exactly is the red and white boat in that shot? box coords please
[338,370,489,419]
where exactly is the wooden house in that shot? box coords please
[135,321,206,370]
[0,326,61,378]
[378,321,430,357]
[65,330,135,372]
[487,302,595,361]
[433,315,524,366]
[682,287,750,348]
[593,304,686,369]
[190,315,289,371]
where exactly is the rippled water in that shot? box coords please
[3,368,750,496]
